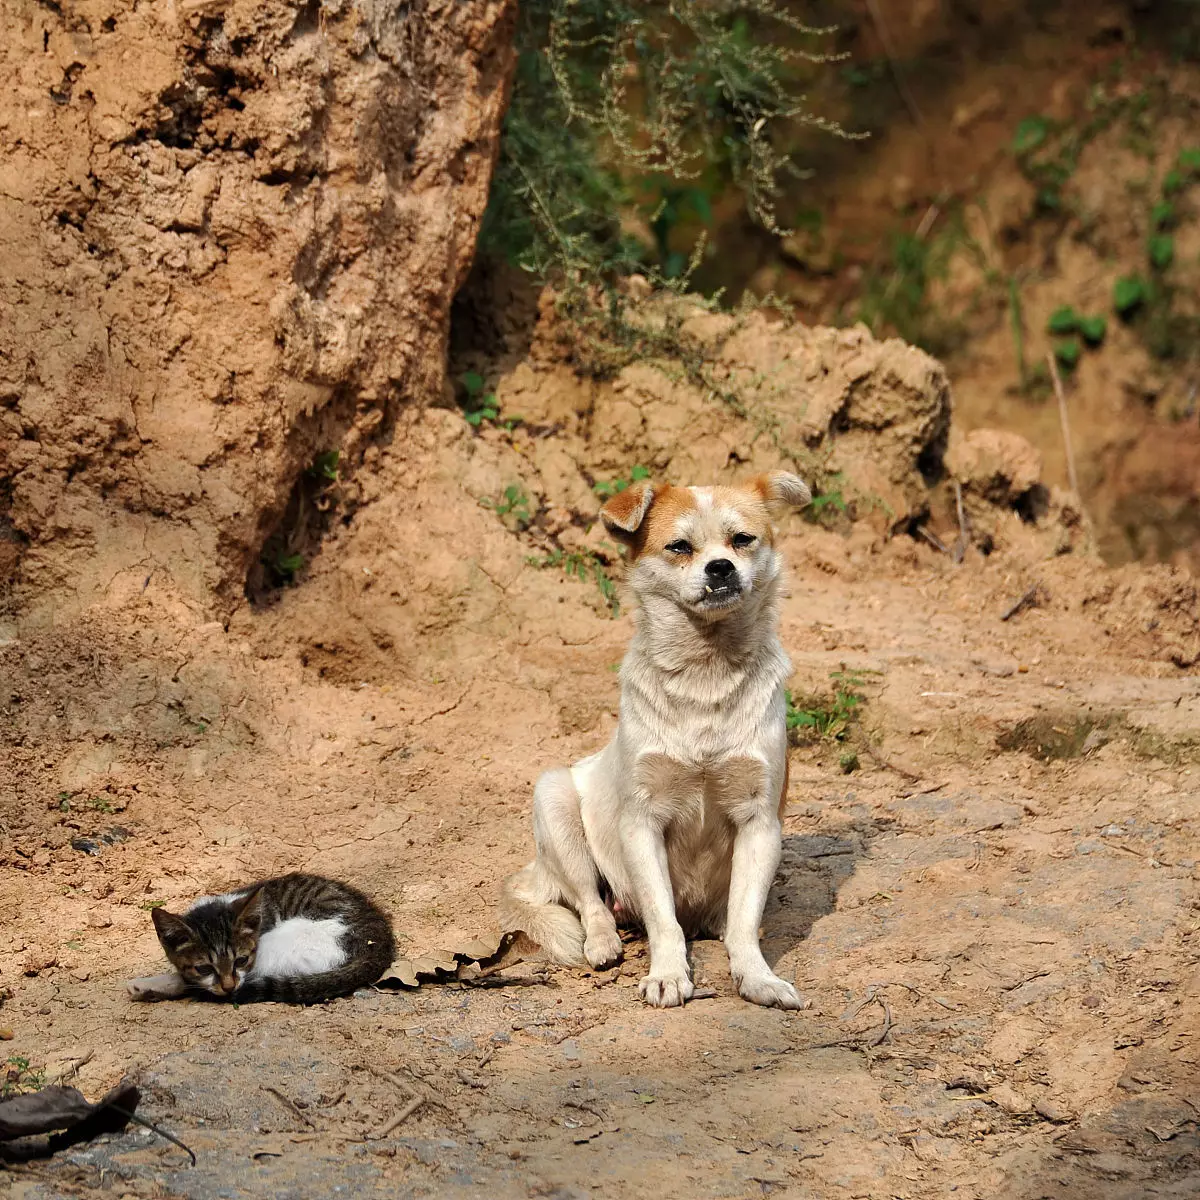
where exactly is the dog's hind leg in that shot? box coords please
[499,769,622,969]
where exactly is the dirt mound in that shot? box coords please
[0,0,514,621]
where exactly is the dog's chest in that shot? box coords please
[633,752,767,826]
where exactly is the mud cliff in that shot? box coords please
[0,0,515,618]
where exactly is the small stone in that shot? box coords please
[1082,994,1102,1009]
[990,1083,1031,1115]
[1033,1097,1071,1123]
[0,1029,13,1040]
[87,911,113,929]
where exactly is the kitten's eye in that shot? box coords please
[234,955,249,969]
[731,533,756,549]
[665,539,693,556]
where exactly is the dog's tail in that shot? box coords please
[498,862,586,966]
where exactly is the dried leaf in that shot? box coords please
[377,961,420,989]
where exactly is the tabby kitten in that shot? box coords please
[125,873,395,1004]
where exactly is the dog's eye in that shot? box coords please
[731,533,756,549]
[665,540,693,556]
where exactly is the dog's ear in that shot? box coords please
[751,471,812,513]
[599,481,655,543]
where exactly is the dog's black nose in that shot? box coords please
[705,558,736,580]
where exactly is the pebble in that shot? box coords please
[0,1029,13,1041]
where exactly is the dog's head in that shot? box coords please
[600,472,811,620]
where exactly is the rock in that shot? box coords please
[990,1083,1032,1115]
[946,428,1043,506]
[1033,1097,1072,1123]
[86,911,113,930]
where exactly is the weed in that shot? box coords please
[593,464,650,500]
[804,480,849,526]
[306,450,340,483]
[141,900,168,910]
[856,225,967,357]
[1148,233,1175,270]
[460,371,517,429]
[1008,276,1029,390]
[481,484,534,530]
[3,1056,47,1098]
[838,750,860,774]
[482,0,856,282]
[1114,275,1148,317]
[1079,314,1107,346]
[1054,338,1082,372]
[786,670,867,743]
[528,548,620,617]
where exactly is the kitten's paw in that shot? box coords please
[638,972,694,1008]
[735,969,805,1011]
[584,926,623,970]
[125,973,183,1002]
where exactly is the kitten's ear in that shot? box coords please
[151,907,193,953]
[750,471,812,514]
[231,887,264,934]
[600,481,655,544]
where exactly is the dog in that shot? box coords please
[499,471,812,1008]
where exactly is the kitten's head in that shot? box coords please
[151,889,263,997]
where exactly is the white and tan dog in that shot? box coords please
[499,471,811,1008]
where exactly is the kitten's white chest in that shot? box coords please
[249,917,349,978]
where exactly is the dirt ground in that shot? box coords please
[3,332,1200,1197]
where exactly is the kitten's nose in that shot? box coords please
[705,558,735,580]
[220,973,237,993]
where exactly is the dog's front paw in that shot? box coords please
[735,970,805,1011]
[584,926,623,970]
[638,972,694,1008]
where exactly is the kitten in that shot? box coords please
[125,873,395,1004]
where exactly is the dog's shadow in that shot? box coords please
[759,832,863,973]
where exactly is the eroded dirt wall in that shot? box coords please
[0,0,515,619]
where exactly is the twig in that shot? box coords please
[371,1095,424,1139]
[857,737,922,784]
[53,1050,94,1084]
[261,1086,318,1131]
[1046,351,1081,499]
[1000,585,1042,622]
[108,1105,198,1166]
[869,998,895,1047]
[952,481,970,563]
[917,525,949,554]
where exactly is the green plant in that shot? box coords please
[1148,233,1175,270]
[481,484,534,530]
[804,482,849,526]
[1054,338,1082,372]
[1151,200,1176,229]
[786,670,867,743]
[3,1057,47,1098]
[528,547,620,617]
[461,372,502,427]
[1047,305,1079,335]
[593,464,651,500]
[838,750,860,774]
[480,0,855,285]
[856,226,967,357]
[306,450,340,483]
[1114,275,1148,317]
[1078,314,1107,345]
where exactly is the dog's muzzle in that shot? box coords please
[699,557,743,607]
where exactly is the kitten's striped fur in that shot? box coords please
[127,873,395,1005]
